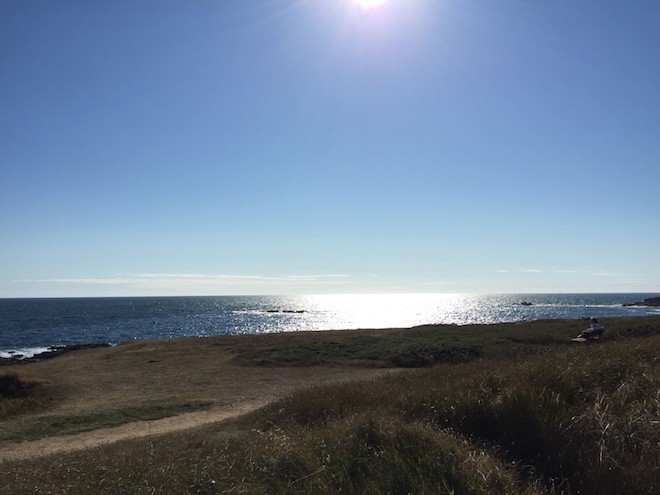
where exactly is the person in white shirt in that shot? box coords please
[576,318,605,342]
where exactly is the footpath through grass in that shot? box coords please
[1,316,659,494]
[1,402,212,443]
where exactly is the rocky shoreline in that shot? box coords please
[0,343,111,366]
[623,296,660,307]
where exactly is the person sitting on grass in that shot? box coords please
[572,318,605,342]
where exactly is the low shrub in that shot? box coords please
[0,370,51,422]
[0,371,38,398]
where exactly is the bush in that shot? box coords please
[0,371,42,398]
[0,370,51,421]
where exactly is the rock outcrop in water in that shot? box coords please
[623,297,660,307]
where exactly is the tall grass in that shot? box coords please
[2,413,545,494]
[262,337,659,494]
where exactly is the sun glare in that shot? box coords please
[353,0,390,10]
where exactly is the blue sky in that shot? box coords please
[1,0,659,297]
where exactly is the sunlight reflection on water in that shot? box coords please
[259,293,660,332]
[301,293,479,329]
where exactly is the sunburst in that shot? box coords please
[353,0,390,10]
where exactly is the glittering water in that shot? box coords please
[1,293,658,358]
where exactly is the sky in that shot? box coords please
[1,0,659,297]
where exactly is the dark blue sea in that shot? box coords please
[1,293,658,358]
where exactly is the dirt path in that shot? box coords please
[0,399,269,462]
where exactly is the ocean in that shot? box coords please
[1,293,658,359]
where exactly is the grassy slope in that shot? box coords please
[1,316,659,494]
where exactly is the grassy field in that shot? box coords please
[1,316,659,494]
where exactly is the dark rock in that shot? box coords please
[623,297,660,307]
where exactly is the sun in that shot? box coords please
[353,0,390,10]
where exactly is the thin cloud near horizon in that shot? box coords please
[25,273,351,285]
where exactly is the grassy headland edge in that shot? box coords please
[233,315,660,367]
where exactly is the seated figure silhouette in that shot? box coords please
[571,318,605,343]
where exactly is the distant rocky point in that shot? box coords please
[623,297,660,307]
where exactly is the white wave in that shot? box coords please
[0,347,52,359]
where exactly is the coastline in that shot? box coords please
[3,309,660,366]
[2,293,659,358]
